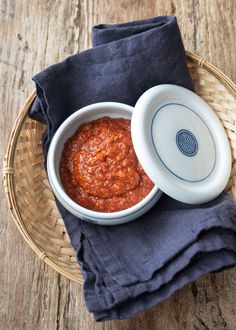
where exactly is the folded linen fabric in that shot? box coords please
[29,16,236,321]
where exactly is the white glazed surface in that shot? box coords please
[132,84,232,204]
[47,102,162,225]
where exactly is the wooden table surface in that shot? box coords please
[1,1,236,329]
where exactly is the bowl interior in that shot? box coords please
[52,104,133,193]
[48,102,160,220]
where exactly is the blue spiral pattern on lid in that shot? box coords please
[176,129,198,157]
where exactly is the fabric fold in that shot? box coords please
[79,194,236,287]
[93,250,236,321]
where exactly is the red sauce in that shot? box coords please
[60,117,154,212]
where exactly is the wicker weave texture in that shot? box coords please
[3,52,236,284]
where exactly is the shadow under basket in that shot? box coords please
[3,51,236,285]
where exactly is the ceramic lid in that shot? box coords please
[131,84,231,204]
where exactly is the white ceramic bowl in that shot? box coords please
[47,102,162,225]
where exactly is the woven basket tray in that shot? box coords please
[3,51,236,285]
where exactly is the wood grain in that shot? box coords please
[0,1,236,329]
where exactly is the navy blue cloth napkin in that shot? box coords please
[29,16,236,321]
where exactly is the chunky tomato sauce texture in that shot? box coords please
[60,117,154,212]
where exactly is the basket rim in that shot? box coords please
[3,51,236,285]
[3,90,83,285]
